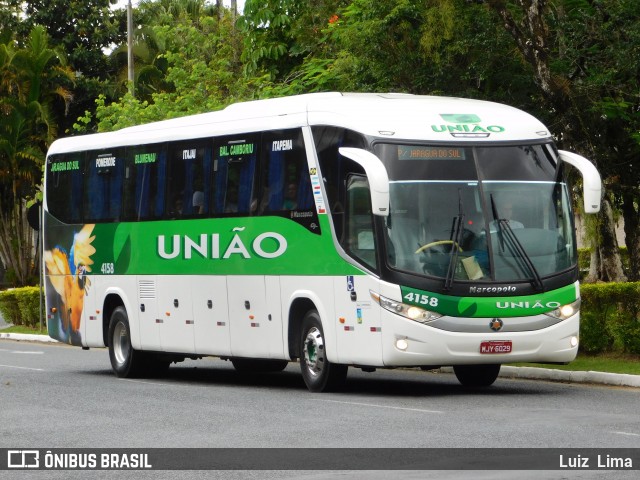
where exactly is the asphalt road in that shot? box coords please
[1,340,639,480]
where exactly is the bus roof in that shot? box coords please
[47,92,551,155]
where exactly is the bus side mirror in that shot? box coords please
[338,147,389,216]
[558,150,602,214]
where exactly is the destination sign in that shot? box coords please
[398,146,466,161]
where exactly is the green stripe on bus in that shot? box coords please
[400,283,577,318]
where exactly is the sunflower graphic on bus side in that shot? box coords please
[44,224,96,345]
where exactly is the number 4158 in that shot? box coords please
[404,292,438,307]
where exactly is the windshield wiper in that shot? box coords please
[489,195,544,292]
[444,189,465,292]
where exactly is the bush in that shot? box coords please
[0,289,21,325]
[0,286,43,328]
[580,282,640,354]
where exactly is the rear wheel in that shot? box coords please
[453,364,500,387]
[300,310,347,392]
[108,306,145,378]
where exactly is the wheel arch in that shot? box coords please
[287,291,334,361]
[101,288,137,348]
[288,297,315,360]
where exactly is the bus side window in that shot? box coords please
[167,142,210,218]
[47,153,84,224]
[214,136,258,215]
[346,175,377,270]
[85,150,125,223]
[263,129,312,212]
[123,145,165,221]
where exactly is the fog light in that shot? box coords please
[396,338,409,351]
[570,336,579,348]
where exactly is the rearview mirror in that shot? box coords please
[339,147,389,216]
[558,150,602,214]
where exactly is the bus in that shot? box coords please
[43,92,601,391]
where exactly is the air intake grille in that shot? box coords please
[138,280,156,299]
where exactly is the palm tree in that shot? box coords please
[0,26,74,286]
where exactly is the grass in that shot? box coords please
[1,324,47,335]
[2,325,640,376]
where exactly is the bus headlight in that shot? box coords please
[544,298,581,320]
[371,291,442,324]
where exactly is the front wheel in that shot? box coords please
[300,310,347,392]
[108,306,145,378]
[453,364,501,387]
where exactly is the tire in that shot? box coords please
[299,310,347,392]
[108,306,145,378]
[453,364,501,387]
[231,358,289,373]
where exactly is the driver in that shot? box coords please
[490,201,523,232]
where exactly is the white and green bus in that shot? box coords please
[44,92,601,391]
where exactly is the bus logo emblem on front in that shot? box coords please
[489,318,504,331]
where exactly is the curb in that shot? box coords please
[2,333,639,388]
[439,365,640,388]
[0,332,59,343]
[498,365,640,388]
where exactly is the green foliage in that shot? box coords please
[81,5,251,132]
[578,247,629,278]
[0,289,21,325]
[0,287,43,328]
[0,26,73,286]
[580,282,640,354]
[15,1,126,133]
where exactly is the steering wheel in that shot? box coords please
[415,240,462,254]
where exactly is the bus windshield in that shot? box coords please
[375,143,576,284]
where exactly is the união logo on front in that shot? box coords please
[157,227,288,260]
[495,300,561,310]
[431,114,505,134]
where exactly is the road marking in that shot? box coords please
[0,348,44,354]
[0,364,44,372]
[121,378,174,387]
[613,431,640,437]
[319,398,443,414]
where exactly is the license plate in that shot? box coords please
[480,340,512,354]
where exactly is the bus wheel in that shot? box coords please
[300,310,347,392]
[453,364,501,387]
[108,306,144,378]
[231,358,289,373]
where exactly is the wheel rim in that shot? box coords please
[113,320,129,366]
[303,326,325,377]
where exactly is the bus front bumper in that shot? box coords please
[380,311,580,367]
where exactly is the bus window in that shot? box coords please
[166,141,211,218]
[84,149,125,223]
[214,136,258,215]
[345,175,377,270]
[46,153,84,224]
[312,126,367,243]
[262,129,313,212]
[123,144,166,221]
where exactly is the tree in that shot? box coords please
[238,0,349,82]
[0,26,74,285]
[484,0,640,282]
[80,3,247,132]
[16,0,126,133]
